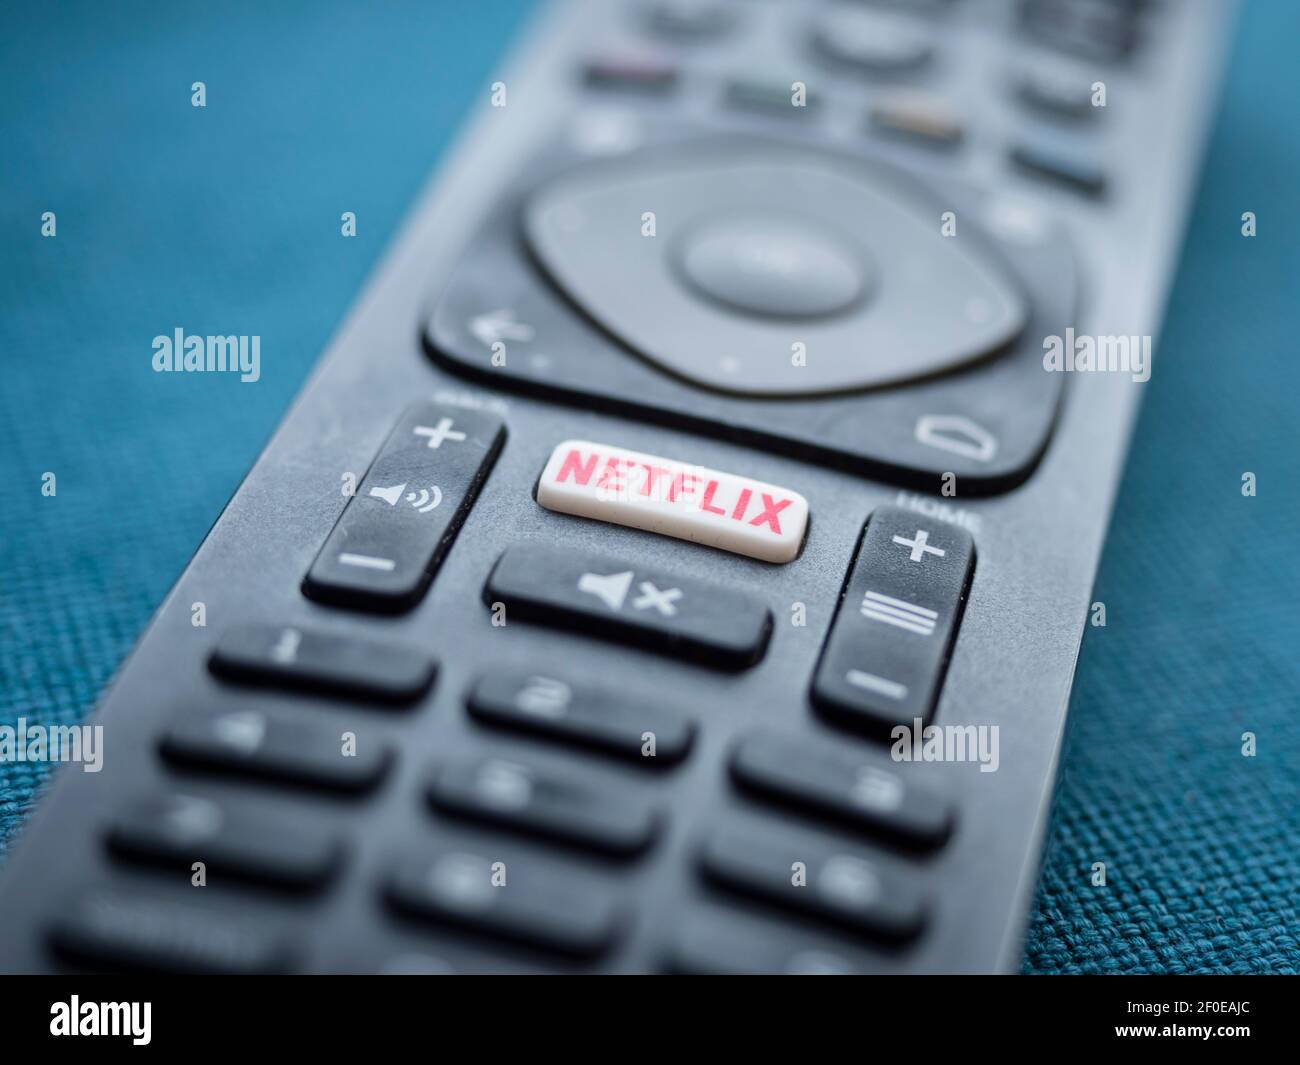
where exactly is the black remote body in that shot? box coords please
[0,0,1233,974]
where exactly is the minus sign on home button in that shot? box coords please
[338,553,397,572]
[845,670,908,701]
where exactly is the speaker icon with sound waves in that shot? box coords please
[368,482,443,513]
[405,487,441,513]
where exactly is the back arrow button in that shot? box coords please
[469,308,536,347]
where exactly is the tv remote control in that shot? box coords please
[0,0,1234,974]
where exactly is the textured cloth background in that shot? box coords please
[1,1,1296,973]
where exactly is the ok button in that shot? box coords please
[673,212,872,320]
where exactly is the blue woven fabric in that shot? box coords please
[2,1,1296,973]
[1021,0,1300,973]
[0,0,540,837]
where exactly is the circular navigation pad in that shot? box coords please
[523,146,1029,396]
[674,212,872,320]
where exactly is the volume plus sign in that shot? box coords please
[892,529,946,563]
[413,417,466,449]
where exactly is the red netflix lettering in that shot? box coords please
[668,473,700,502]
[730,488,752,521]
[699,480,726,515]
[597,457,631,491]
[749,493,791,534]
[555,448,599,486]
[640,465,672,497]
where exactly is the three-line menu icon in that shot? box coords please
[859,590,938,637]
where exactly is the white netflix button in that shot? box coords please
[537,440,809,564]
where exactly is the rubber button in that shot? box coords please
[811,8,934,75]
[674,213,869,319]
[812,505,975,732]
[484,542,772,669]
[537,439,809,563]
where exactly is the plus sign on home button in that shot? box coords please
[892,529,946,563]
